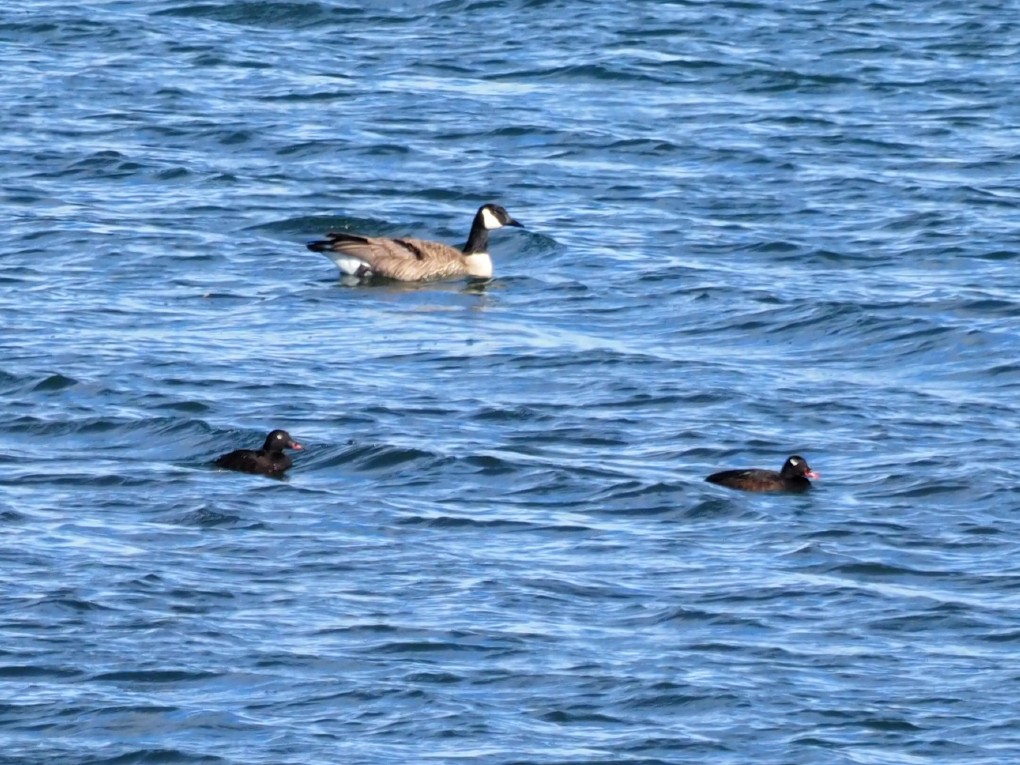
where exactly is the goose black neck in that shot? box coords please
[463,216,490,254]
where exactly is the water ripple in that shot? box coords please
[2,1,1019,764]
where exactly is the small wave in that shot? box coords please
[91,669,221,684]
[153,1,340,30]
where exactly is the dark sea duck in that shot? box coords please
[213,429,303,477]
[705,455,819,493]
[306,203,523,282]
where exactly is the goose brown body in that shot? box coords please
[309,233,481,281]
[307,203,522,282]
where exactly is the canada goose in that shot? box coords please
[705,455,819,493]
[214,430,304,477]
[306,203,523,281]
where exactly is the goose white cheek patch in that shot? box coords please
[481,207,503,230]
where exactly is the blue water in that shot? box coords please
[3,2,1020,764]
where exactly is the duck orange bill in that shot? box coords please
[805,470,819,479]
[291,442,304,450]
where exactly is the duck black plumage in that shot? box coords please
[214,429,303,477]
[705,455,818,493]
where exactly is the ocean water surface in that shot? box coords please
[2,1,1020,764]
